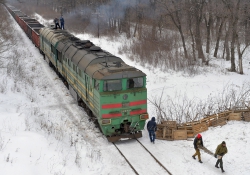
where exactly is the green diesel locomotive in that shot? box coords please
[39,27,148,142]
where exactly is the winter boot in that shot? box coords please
[192,156,196,159]
[215,165,219,168]
[199,160,203,163]
[221,167,225,173]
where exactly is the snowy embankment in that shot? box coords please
[0,8,250,175]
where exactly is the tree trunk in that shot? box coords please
[194,0,206,64]
[229,0,241,72]
[195,20,205,63]
[223,20,231,61]
[236,36,244,74]
[238,54,243,74]
[205,13,212,53]
[133,22,138,37]
[230,29,236,72]
[214,18,225,58]
[176,24,188,59]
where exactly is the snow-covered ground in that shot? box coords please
[1,6,250,175]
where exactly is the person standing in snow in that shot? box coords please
[214,141,227,173]
[192,133,204,163]
[147,117,157,144]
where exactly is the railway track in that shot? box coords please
[113,139,172,175]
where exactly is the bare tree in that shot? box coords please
[204,0,213,54]
[222,0,241,72]
[157,0,189,59]
[211,1,227,58]
[193,0,206,64]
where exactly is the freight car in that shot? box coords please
[4,4,148,142]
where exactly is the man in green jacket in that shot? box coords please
[214,141,228,173]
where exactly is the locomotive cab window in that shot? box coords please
[103,80,122,92]
[127,77,143,89]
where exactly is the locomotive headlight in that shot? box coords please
[101,119,111,125]
[140,114,149,120]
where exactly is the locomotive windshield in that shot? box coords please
[103,79,122,91]
[127,77,143,89]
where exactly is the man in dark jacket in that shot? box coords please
[60,16,64,30]
[54,17,60,29]
[214,141,228,173]
[192,133,204,163]
[147,117,157,143]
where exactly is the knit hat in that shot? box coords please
[197,134,201,139]
[222,141,226,144]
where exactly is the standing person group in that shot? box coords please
[147,117,157,144]
[54,16,65,30]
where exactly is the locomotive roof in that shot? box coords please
[40,27,79,46]
[86,62,146,80]
[39,27,146,80]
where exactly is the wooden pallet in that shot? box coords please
[161,121,177,129]
[156,125,174,140]
[201,111,231,124]
[209,116,228,127]
[228,112,242,121]
[243,112,250,122]
[173,130,187,140]
[177,124,193,138]
[192,122,208,136]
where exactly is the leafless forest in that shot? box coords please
[4,0,250,75]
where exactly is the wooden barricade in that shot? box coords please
[177,124,193,138]
[173,130,187,140]
[157,109,250,141]
[192,122,208,136]
[231,106,250,113]
[243,112,250,122]
[161,121,177,129]
[201,111,231,126]
[228,112,242,121]
[209,116,228,127]
[156,121,177,140]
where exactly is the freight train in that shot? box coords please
[4,4,148,142]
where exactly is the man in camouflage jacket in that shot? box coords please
[214,141,228,173]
